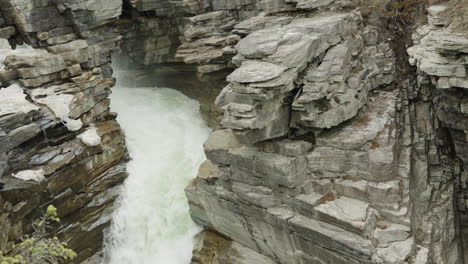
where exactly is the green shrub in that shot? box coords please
[0,205,77,264]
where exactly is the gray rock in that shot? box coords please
[314,196,373,235]
[427,5,448,26]
[375,238,415,264]
[233,13,293,35]
[0,26,15,39]
[3,0,467,263]
[7,123,41,149]
[192,231,276,264]
[0,0,127,262]
[256,139,313,157]
[413,246,429,264]
[236,27,285,59]
[373,222,410,247]
[227,60,288,83]
[8,54,67,79]
[257,0,296,14]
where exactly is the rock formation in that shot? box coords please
[183,1,468,264]
[0,0,127,262]
[0,0,467,263]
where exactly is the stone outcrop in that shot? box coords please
[0,0,127,262]
[407,5,468,262]
[117,14,184,65]
[216,12,394,142]
[1,0,468,263]
[192,231,276,264]
[117,0,260,70]
[182,1,467,264]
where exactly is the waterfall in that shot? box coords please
[104,68,211,263]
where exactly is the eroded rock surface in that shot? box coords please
[0,1,127,262]
[408,5,468,263]
[1,0,468,264]
[181,1,467,264]
[192,231,276,264]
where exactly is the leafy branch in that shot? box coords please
[0,205,77,264]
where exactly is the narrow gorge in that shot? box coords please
[105,60,210,263]
[0,0,467,264]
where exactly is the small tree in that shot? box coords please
[0,205,77,264]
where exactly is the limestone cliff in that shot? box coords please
[0,0,467,264]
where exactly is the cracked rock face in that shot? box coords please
[1,0,468,264]
[0,0,127,262]
[182,1,467,264]
[407,4,468,263]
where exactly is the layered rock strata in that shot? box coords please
[408,5,468,262]
[0,0,468,264]
[117,0,260,70]
[192,231,276,264]
[185,1,468,264]
[0,0,127,262]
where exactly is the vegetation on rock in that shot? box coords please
[0,205,77,264]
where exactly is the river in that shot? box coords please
[104,69,210,263]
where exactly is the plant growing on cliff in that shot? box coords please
[0,205,77,264]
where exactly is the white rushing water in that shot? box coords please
[105,82,211,263]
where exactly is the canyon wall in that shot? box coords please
[180,1,468,264]
[0,0,127,262]
[0,0,467,263]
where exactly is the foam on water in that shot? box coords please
[104,82,210,264]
